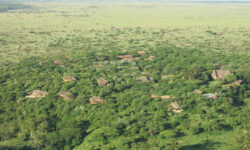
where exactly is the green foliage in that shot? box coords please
[0,3,249,149]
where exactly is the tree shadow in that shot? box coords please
[180,140,221,150]
[0,145,35,150]
[176,132,185,138]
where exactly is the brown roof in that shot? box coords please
[116,55,133,59]
[97,78,109,86]
[146,55,155,60]
[170,102,183,113]
[130,66,139,70]
[116,55,141,62]
[39,61,43,66]
[151,95,159,98]
[54,60,61,65]
[137,51,146,56]
[231,80,243,85]
[89,96,103,104]
[223,80,243,88]
[141,72,151,76]
[193,89,203,94]
[26,90,48,98]
[62,76,76,82]
[211,70,232,80]
[58,91,74,100]
[171,102,180,109]
[161,75,173,80]
[133,57,140,61]
[161,95,173,100]
[136,76,149,83]
[93,65,104,68]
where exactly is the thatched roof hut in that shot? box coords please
[133,57,140,61]
[89,96,103,104]
[161,95,173,100]
[39,61,43,66]
[137,51,146,56]
[161,75,173,80]
[93,65,104,68]
[193,89,203,95]
[141,72,151,76]
[130,66,139,70]
[116,55,133,59]
[62,76,76,82]
[26,90,48,98]
[223,80,243,88]
[136,76,149,83]
[231,80,243,85]
[145,55,155,60]
[116,55,140,62]
[58,91,74,100]
[211,70,232,80]
[54,60,61,65]
[150,95,159,98]
[170,102,183,113]
[97,78,109,86]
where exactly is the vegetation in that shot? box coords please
[0,1,249,150]
[0,3,30,12]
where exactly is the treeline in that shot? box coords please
[0,3,31,12]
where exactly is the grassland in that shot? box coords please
[0,2,250,64]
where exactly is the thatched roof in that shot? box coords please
[97,78,109,86]
[141,72,151,76]
[161,75,173,80]
[144,55,155,60]
[223,80,243,88]
[137,51,146,56]
[116,55,133,59]
[171,102,180,109]
[215,32,223,35]
[130,66,139,70]
[58,91,74,100]
[133,57,140,61]
[39,61,43,66]
[151,95,159,98]
[93,65,104,68]
[170,102,183,113]
[211,70,232,80]
[26,90,48,98]
[136,76,149,83]
[116,55,140,62]
[161,95,173,100]
[54,60,61,65]
[193,89,203,94]
[62,76,76,82]
[89,96,103,104]
[231,80,243,85]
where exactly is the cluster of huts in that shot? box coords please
[116,51,154,62]
[193,70,243,99]
[26,76,77,100]
[26,76,108,104]
[28,52,244,113]
[149,69,243,113]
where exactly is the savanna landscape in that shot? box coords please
[0,0,249,150]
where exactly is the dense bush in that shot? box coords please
[0,29,249,149]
